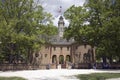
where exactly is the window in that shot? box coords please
[84,44,87,48]
[45,46,47,49]
[54,39,57,42]
[79,52,81,58]
[66,55,71,62]
[59,55,64,64]
[52,55,57,63]
[35,53,39,57]
[60,28,62,31]
[67,46,69,51]
[45,54,47,57]
[67,39,69,42]
[76,46,78,49]
[60,47,62,50]
[45,46,49,50]
[47,46,49,50]
[60,38,63,42]
[54,47,56,51]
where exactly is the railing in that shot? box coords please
[0,63,47,71]
[109,63,120,69]
[73,62,120,69]
[0,62,120,71]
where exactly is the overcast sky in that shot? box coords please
[40,0,85,27]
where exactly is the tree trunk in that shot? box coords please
[109,57,113,63]
[102,56,107,63]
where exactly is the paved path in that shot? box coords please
[0,69,120,80]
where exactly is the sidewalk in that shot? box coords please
[0,69,120,80]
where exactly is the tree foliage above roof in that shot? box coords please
[64,0,120,62]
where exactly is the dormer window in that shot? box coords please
[54,39,57,42]
[54,47,56,51]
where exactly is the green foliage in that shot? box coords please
[0,0,57,63]
[64,0,120,62]
[0,77,26,80]
[64,5,88,42]
[44,24,58,36]
[77,73,120,80]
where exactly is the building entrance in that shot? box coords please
[59,55,64,64]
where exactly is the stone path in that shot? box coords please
[0,69,120,80]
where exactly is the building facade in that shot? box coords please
[33,16,95,69]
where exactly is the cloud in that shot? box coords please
[40,0,85,27]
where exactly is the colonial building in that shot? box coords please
[33,16,95,69]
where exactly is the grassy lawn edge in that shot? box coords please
[0,77,26,80]
[76,73,120,80]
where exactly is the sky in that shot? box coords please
[40,0,85,27]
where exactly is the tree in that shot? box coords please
[64,0,120,63]
[64,5,88,43]
[0,0,57,64]
[85,0,120,63]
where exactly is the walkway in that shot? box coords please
[0,69,120,80]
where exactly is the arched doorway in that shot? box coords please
[83,53,91,63]
[59,55,64,64]
[66,55,71,62]
[52,55,57,63]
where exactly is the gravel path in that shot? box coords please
[0,69,120,80]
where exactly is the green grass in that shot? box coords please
[0,77,26,80]
[76,73,120,80]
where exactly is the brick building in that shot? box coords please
[33,16,95,69]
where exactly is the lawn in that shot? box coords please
[76,73,120,80]
[0,77,26,80]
